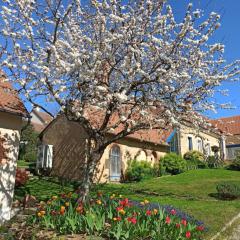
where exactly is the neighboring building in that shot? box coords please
[38,110,222,183]
[30,108,53,133]
[211,116,240,160]
[168,123,223,157]
[0,73,29,223]
[38,114,170,182]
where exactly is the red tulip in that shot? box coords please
[165,216,171,224]
[146,210,151,216]
[196,225,204,231]
[127,217,137,224]
[186,231,191,239]
[181,219,187,226]
[176,223,180,228]
[170,209,177,215]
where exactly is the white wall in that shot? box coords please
[0,112,23,224]
[227,146,240,160]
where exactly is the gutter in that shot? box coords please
[0,107,30,119]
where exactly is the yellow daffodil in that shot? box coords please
[40,210,46,215]
[153,209,158,215]
[52,196,58,200]
[65,202,70,207]
[37,212,42,217]
[119,209,126,215]
[96,199,102,205]
[110,194,116,199]
[144,199,149,204]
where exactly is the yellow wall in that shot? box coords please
[42,115,169,183]
[179,125,221,156]
[0,111,23,223]
[96,137,168,182]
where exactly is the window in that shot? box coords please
[109,145,121,181]
[188,137,193,151]
[170,134,178,153]
[227,148,234,159]
[206,143,211,156]
[197,139,203,153]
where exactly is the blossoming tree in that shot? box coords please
[0,0,239,198]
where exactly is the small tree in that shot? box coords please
[0,0,239,199]
[19,124,39,162]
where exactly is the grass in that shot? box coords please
[17,160,35,169]
[14,169,240,239]
[14,176,76,201]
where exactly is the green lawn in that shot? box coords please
[17,160,35,169]
[14,169,240,239]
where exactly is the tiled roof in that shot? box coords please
[84,106,172,146]
[210,115,240,135]
[31,109,53,133]
[225,134,240,145]
[0,73,28,117]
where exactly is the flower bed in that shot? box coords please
[30,192,205,240]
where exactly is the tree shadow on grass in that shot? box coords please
[208,193,239,201]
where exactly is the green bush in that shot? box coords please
[24,151,37,162]
[125,160,154,182]
[184,151,207,169]
[216,182,240,200]
[161,153,187,175]
[228,156,240,171]
[206,156,217,168]
[153,162,170,177]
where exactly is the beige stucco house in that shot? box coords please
[38,110,223,183]
[39,115,169,182]
[168,123,224,158]
[0,73,29,223]
[30,108,53,133]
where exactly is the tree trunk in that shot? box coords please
[78,140,104,202]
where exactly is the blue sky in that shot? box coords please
[1,1,239,118]
[169,0,240,119]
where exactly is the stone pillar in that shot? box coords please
[221,135,227,160]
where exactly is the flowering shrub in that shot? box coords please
[15,168,29,187]
[31,192,205,239]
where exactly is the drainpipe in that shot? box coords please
[176,127,181,155]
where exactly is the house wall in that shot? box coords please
[30,111,43,125]
[179,125,221,156]
[96,137,168,182]
[226,145,240,160]
[41,116,168,183]
[41,115,89,181]
[0,111,23,223]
